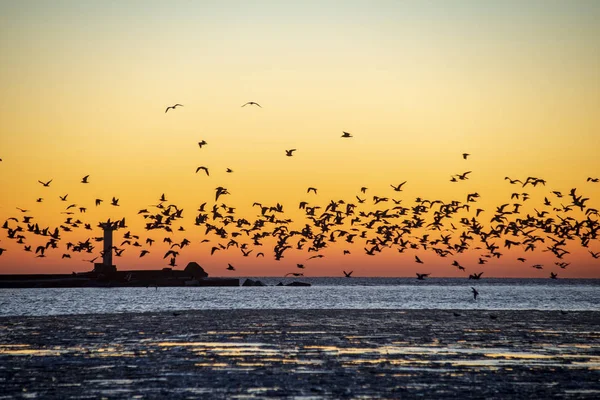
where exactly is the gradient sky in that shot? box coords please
[0,1,599,277]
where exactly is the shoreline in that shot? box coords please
[1,309,599,398]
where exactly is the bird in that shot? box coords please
[242,101,261,108]
[285,149,296,157]
[59,194,68,201]
[416,273,429,280]
[165,104,183,113]
[226,168,233,173]
[341,131,352,138]
[140,250,150,258]
[550,272,558,279]
[415,255,424,264]
[38,179,52,187]
[390,182,407,192]
[196,166,209,176]
[307,187,318,194]
[81,175,89,183]
[111,197,119,206]
[198,140,207,148]
[343,270,353,278]
[471,287,479,300]
[587,177,599,183]
[226,263,236,271]
[285,272,304,277]
[95,199,103,206]
[462,153,470,160]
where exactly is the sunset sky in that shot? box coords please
[0,1,599,277]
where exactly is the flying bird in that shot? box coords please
[226,263,236,271]
[341,131,352,138]
[343,270,353,278]
[38,179,52,187]
[165,104,183,113]
[416,273,430,280]
[471,287,479,300]
[81,175,89,183]
[198,140,207,148]
[111,197,119,206]
[390,182,407,192]
[307,187,318,194]
[415,255,424,264]
[462,153,470,160]
[285,149,296,157]
[196,166,209,176]
[242,102,261,108]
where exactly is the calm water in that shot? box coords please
[0,278,598,316]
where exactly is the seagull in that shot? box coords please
[111,197,119,206]
[81,175,89,184]
[38,179,52,187]
[285,149,296,157]
[471,287,479,300]
[196,166,209,176]
[390,182,407,192]
[165,104,183,113]
[95,199,103,206]
[415,255,424,264]
[198,140,207,148]
[416,273,429,280]
[226,263,236,271]
[242,101,261,108]
[462,153,470,160]
[341,131,352,138]
[343,270,353,278]
[307,187,318,194]
[59,194,68,201]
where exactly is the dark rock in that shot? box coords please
[242,279,266,287]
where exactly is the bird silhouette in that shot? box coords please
[111,197,119,206]
[307,187,318,194]
[415,255,424,264]
[81,175,89,184]
[471,287,479,300]
[341,131,352,138]
[165,104,183,113]
[38,179,52,187]
[227,263,236,271]
[242,102,261,108]
[390,182,407,192]
[416,273,430,280]
[285,149,296,157]
[196,166,209,176]
[462,153,470,160]
[198,140,207,148]
[343,270,353,278]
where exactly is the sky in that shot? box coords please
[0,1,599,277]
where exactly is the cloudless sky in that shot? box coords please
[0,1,599,277]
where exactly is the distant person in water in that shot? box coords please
[471,287,479,300]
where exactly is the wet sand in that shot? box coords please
[1,309,599,399]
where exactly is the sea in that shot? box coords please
[0,278,598,316]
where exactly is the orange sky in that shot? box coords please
[0,1,599,277]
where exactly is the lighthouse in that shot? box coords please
[94,219,120,274]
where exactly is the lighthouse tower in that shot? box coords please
[94,220,119,274]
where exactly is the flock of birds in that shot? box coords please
[1,103,599,292]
